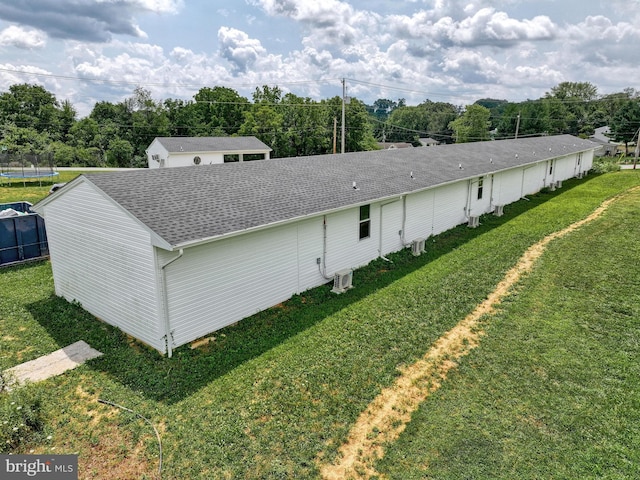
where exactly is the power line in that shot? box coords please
[0,66,340,90]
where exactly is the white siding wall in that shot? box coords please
[146,141,166,169]
[432,182,468,235]
[582,150,594,172]
[380,199,404,256]
[167,152,225,167]
[161,151,271,168]
[42,182,163,351]
[404,190,435,241]
[161,224,300,347]
[554,154,577,182]
[467,176,493,217]
[492,168,523,206]
[522,163,547,196]
[296,217,326,293]
[324,207,380,274]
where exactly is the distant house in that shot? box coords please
[590,126,619,157]
[146,136,272,168]
[419,137,440,146]
[34,135,597,356]
[377,142,413,150]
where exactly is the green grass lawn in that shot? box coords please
[0,171,82,205]
[1,170,639,479]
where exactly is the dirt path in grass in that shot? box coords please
[319,189,637,480]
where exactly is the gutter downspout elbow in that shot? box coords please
[160,248,184,358]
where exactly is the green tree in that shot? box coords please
[194,86,250,135]
[449,104,491,143]
[609,100,640,155]
[545,81,599,136]
[239,104,284,156]
[0,123,51,154]
[474,98,508,130]
[0,84,59,135]
[107,138,135,167]
[368,99,403,141]
[127,87,169,158]
[57,100,77,142]
[164,98,200,137]
[386,100,458,144]
[68,118,100,148]
[280,93,331,157]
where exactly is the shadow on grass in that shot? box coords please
[25,177,585,404]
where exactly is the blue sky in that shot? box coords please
[0,0,638,116]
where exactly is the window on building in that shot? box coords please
[359,205,371,240]
[244,153,266,161]
[477,176,484,200]
[224,154,240,163]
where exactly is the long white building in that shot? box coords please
[34,135,597,356]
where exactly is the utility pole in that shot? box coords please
[333,117,337,154]
[514,112,521,139]
[634,127,639,169]
[341,78,346,154]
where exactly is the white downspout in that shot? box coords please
[489,174,495,212]
[319,215,333,280]
[465,178,473,219]
[400,195,409,246]
[160,248,183,358]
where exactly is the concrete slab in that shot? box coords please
[3,341,102,389]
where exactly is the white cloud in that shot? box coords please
[0,26,46,49]
[217,27,268,73]
[388,7,557,49]
[130,0,183,14]
[1,0,637,117]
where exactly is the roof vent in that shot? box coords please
[193,155,201,165]
[352,181,359,190]
[410,171,414,179]
[458,163,463,169]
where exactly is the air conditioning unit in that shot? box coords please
[556,180,563,189]
[331,269,353,294]
[549,182,556,191]
[468,216,480,228]
[493,205,504,217]
[576,171,583,179]
[411,238,426,256]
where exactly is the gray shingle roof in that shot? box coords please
[154,136,271,153]
[82,135,597,249]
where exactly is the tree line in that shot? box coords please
[0,81,638,168]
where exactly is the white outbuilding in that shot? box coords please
[34,135,597,356]
[146,136,272,168]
